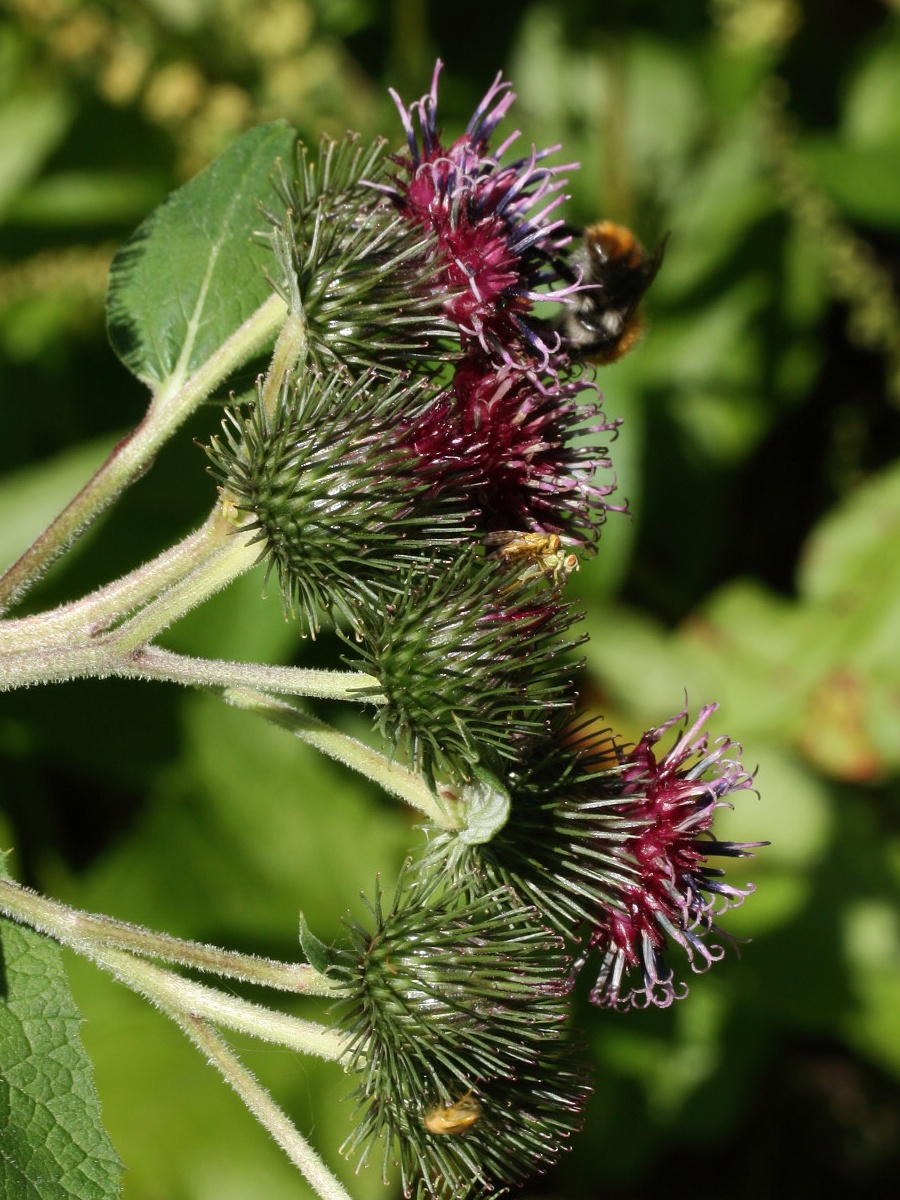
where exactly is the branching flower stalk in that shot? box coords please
[0,60,766,1200]
[0,874,337,995]
[175,1015,356,1200]
[0,291,288,614]
[223,686,465,830]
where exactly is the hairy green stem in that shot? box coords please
[0,876,355,1199]
[258,229,308,422]
[176,1014,356,1200]
[0,505,260,691]
[225,687,459,829]
[86,946,348,1061]
[0,875,336,994]
[0,877,347,1060]
[260,308,309,422]
[0,292,287,614]
[125,644,383,702]
[0,503,237,651]
[105,523,262,654]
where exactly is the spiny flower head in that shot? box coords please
[429,704,763,1011]
[206,369,474,635]
[381,63,623,545]
[263,132,455,376]
[334,869,589,1199]
[343,548,585,785]
[417,352,622,538]
[584,704,762,1010]
[382,60,577,363]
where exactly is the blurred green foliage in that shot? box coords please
[2,0,900,1197]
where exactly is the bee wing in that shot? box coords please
[642,230,670,291]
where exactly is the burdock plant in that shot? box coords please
[0,62,763,1200]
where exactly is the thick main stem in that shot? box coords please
[0,875,336,994]
[0,292,287,613]
[0,504,237,652]
[0,505,258,691]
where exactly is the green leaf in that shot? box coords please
[6,171,167,227]
[106,121,298,389]
[803,135,900,229]
[586,460,900,781]
[298,912,339,976]
[458,767,511,845]
[798,458,900,607]
[0,885,122,1198]
[0,435,118,574]
[842,32,900,146]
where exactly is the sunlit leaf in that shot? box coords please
[106,121,297,389]
[0,859,122,1199]
[843,33,900,146]
[0,436,117,573]
[804,136,900,229]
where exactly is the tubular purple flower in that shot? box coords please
[583,704,764,1010]
[378,62,623,543]
[379,60,582,368]
[429,704,764,1013]
[413,352,623,538]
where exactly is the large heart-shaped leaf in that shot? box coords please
[107,121,297,390]
[0,865,122,1199]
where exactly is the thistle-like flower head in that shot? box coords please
[334,869,590,1199]
[584,704,762,1010]
[206,370,474,634]
[343,548,585,784]
[381,63,622,544]
[382,60,576,363]
[264,133,455,375]
[430,704,763,1011]
[431,353,622,537]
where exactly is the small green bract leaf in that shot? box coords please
[457,769,511,845]
[298,911,339,976]
[0,891,122,1198]
[106,121,297,389]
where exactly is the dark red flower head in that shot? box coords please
[584,704,763,1010]
[416,352,622,538]
[381,62,622,544]
[427,704,764,1013]
[383,60,578,364]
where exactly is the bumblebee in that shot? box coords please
[485,530,579,586]
[423,1090,481,1136]
[556,220,668,364]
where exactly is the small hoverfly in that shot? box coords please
[485,530,580,586]
[423,1090,481,1136]
[556,220,668,364]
